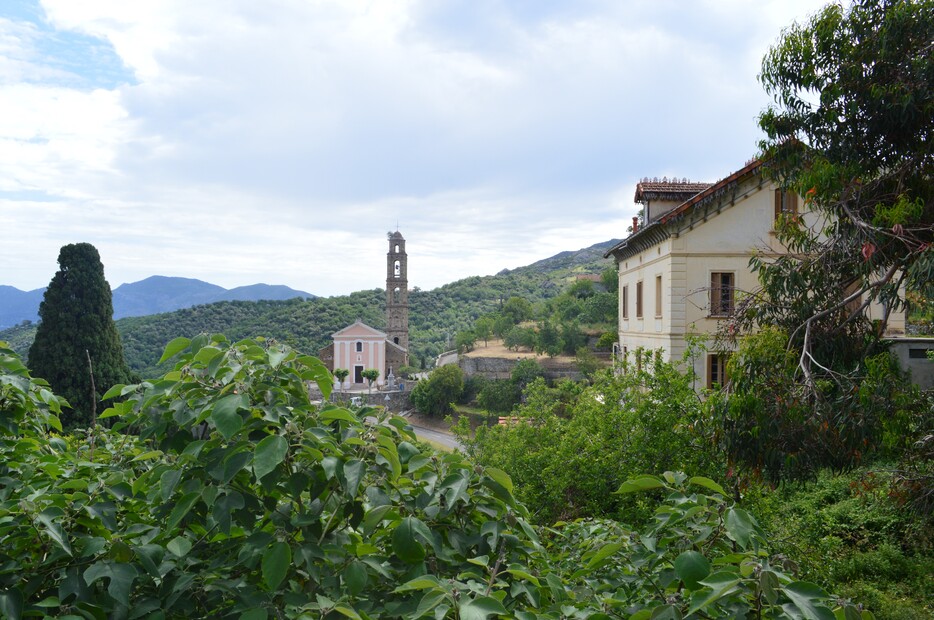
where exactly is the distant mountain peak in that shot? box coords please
[0,276,316,327]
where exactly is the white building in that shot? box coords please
[605,159,905,388]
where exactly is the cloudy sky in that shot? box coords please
[1,0,827,297]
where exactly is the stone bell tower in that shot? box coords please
[386,231,409,352]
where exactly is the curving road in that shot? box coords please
[409,423,463,452]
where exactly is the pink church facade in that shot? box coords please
[332,321,389,387]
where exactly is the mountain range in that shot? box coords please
[0,238,619,376]
[0,276,315,328]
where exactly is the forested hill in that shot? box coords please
[0,238,619,378]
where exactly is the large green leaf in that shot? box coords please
[458,596,508,620]
[615,475,665,494]
[725,508,758,549]
[416,590,450,618]
[212,394,246,440]
[392,517,426,563]
[586,542,624,569]
[674,551,710,590]
[393,576,441,593]
[343,459,366,496]
[783,582,836,620]
[253,435,288,481]
[36,508,72,556]
[0,588,23,620]
[83,562,136,608]
[343,561,368,595]
[167,536,192,558]
[688,476,726,496]
[159,337,191,363]
[165,492,200,532]
[262,541,291,591]
[484,467,514,494]
[320,407,360,426]
[687,571,742,616]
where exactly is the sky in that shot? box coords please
[0,0,828,297]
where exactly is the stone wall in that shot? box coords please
[458,356,583,382]
[309,384,414,412]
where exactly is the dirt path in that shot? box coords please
[462,339,575,363]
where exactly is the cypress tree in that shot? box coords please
[28,243,132,427]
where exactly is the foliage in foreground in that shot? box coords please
[0,339,868,619]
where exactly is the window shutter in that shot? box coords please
[774,189,782,219]
[788,192,798,214]
[710,273,721,315]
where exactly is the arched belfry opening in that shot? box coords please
[386,231,409,355]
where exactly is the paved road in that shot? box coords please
[409,423,463,452]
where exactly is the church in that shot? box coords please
[318,231,410,389]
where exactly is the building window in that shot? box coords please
[707,353,730,389]
[355,341,363,352]
[774,189,798,220]
[710,272,735,317]
[393,260,401,277]
[636,281,643,318]
[394,244,400,253]
[655,275,662,318]
[621,285,629,319]
[908,348,931,359]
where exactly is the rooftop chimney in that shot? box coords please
[632,216,639,233]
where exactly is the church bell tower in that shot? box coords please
[386,231,409,352]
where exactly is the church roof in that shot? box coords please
[331,320,387,339]
[386,340,408,354]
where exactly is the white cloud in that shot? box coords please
[0,0,828,296]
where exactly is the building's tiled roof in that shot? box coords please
[605,158,764,259]
[634,179,712,203]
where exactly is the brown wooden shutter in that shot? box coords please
[774,189,782,219]
[710,273,720,315]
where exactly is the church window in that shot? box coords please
[394,260,401,277]
[394,337,399,344]
[394,244,399,253]
[356,341,363,352]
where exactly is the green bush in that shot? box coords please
[744,468,933,620]
[410,363,464,417]
[459,356,722,523]
[0,340,876,618]
[476,379,520,414]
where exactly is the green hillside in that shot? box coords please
[1,239,620,378]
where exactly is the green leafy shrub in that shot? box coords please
[409,363,465,417]
[546,472,874,619]
[0,340,872,618]
[745,468,933,620]
[714,328,923,482]
[459,356,721,523]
